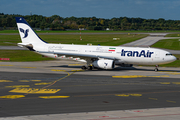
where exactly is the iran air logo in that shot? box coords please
[19,28,29,38]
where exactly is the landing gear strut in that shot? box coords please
[154,65,159,72]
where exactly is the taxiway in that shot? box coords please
[0,61,180,120]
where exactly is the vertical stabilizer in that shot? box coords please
[15,17,46,45]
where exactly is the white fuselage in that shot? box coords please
[37,43,176,65]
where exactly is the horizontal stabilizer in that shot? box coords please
[17,43,35,51]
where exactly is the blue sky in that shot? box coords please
[1,0,180,20]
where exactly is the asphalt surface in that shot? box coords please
[0,61,180,120]
[1,71,180,117]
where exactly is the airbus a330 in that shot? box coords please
[15,17,176,71]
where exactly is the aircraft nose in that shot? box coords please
[172,55,177,61]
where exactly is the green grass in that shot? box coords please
[0,34,148,46]
[0,50,53,62]
[151,39,180,50]
[0,35,21,46]
[165,34,180,37]
[0,30,19,33]
[2,30,180,33]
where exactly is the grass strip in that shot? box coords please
[0,50,53,62]
[151,39,180,50]
[0,34,148,46]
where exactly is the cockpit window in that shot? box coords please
[166,53,172,56]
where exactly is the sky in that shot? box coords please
[1,0,180,20]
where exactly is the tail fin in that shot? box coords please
[15,17,47,45]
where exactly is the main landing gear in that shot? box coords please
[81,65,93,70]
[154,65,159,72]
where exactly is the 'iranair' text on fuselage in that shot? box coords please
[121,49,154,58]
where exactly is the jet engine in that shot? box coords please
[92,59,115,69]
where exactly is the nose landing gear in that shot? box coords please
[154,65,159,72]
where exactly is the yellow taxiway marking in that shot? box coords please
[115,94,142,97]
[51,69,66,72]
[18,80,41,82]
[167,72,180,75]
[159,71,177,72]
[0,80,13,82]
[115,94,129,97]
[172,82,180,85]
[31,80,41,82]
[160,82,171,84]
[149,97,158,100]
[5,85,30,88]
[166,100,176,103]
[0,95,25,99]
[18,80,30,82]
[35,82,52,85]
[21,67,36,69]
[51,69,70,75]
[39,96,70,99]
[0,65,13,66]
[113,75,145,78]
[159,71,180,75]
[71,69,84,72]
[112,75,169,78]
[9,88,61,94]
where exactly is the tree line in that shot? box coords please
[1,13,180,31]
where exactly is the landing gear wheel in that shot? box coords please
[154,65,159,72]
[81,66,87,70]
[154,68,158,72]
[88,66,93,70]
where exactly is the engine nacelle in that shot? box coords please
[93,59,115,69]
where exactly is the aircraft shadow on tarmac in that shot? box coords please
[47,65,167,72]
[50,65,81,68]
[48,65,180,72]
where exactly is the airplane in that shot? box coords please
[15,17,176,72]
